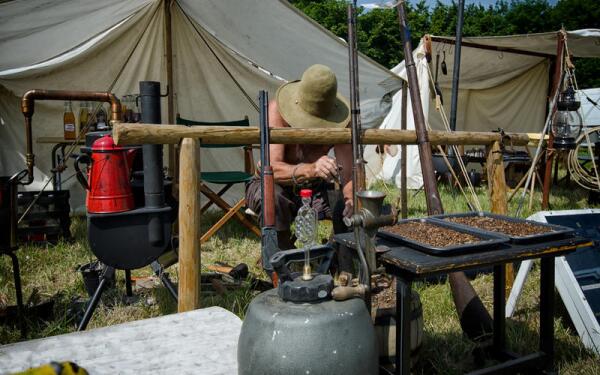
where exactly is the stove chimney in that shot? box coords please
[139,81,165,209]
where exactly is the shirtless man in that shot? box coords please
[246,64,354,249]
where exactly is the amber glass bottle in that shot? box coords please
[78,101,89,135]
[63,101,76,140]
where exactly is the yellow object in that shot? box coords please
[13,361,88,375]
[78,101,89,135]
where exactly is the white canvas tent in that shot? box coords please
[369,29,600,189]
[580,88,600,127]
[0,0,399,211]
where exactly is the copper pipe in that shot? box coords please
[20,89,122,185]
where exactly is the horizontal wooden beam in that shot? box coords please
[429,35,554,59]
[113,122,531,146]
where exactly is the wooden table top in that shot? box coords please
[334,232,592,279]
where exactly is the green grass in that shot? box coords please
[1,180,598,373]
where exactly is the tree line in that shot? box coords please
[290,0,600,88]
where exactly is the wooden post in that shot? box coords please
[486,140,513,292]
[542,31,566,210]
[178,137,201,312]
[487,140,508,215]
[164,0,178,200]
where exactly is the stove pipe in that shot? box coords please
[139,81,165,209]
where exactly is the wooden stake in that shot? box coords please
[178,138,201,312]
[486,141,508,215]
[486,140,513,292]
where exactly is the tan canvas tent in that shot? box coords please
[0,0,399,210]
[367,29,600,189]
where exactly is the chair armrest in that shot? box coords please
[243,145,256,175]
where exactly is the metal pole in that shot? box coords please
[449,0,464,132]
[348,2,366,213]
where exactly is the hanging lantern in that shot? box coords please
[551,86,583,150]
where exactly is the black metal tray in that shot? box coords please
[377,218,509,256]
[429,212,574,244]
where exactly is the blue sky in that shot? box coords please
[357,0,559,9]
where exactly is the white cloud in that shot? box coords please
[361,3,382,10]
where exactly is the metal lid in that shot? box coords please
[300,189,312,198]
[92,134,124,151]
[278,274,333,303]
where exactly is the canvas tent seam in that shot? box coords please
[177,1,259,112]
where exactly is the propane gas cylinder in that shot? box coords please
[237,246,378,375]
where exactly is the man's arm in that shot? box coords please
[334,143,354,204]
[268,100,338,185]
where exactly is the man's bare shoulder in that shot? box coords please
[269,100,288,129]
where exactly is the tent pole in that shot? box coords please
[449,0,464,133]
[396,1,493,343]
[396,2,441,215]
[165,0,177,189]
[400,81,408,219]
[542,32,565,210]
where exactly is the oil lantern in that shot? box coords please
[551,85,583,150]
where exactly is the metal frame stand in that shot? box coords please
[151,260,178,301]
[396,261,556,375]
[77,262,178,331]
[77,266,115,331]
[2,250,26,337]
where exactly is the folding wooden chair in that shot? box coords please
[176,115,261,243]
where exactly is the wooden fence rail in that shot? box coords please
[113,123,531,146]
[112,123,522,312]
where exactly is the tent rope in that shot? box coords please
[17,2,161,224]
[564,36,600,192]
[568,127,600,191]
[177,2,259,112]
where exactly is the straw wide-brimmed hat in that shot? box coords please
[276,64,350,129]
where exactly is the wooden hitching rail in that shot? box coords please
[113,122,528,311]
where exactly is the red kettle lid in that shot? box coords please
[92,135,124,151]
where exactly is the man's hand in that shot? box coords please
[342,199,354,219]
[312,156,338,182]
